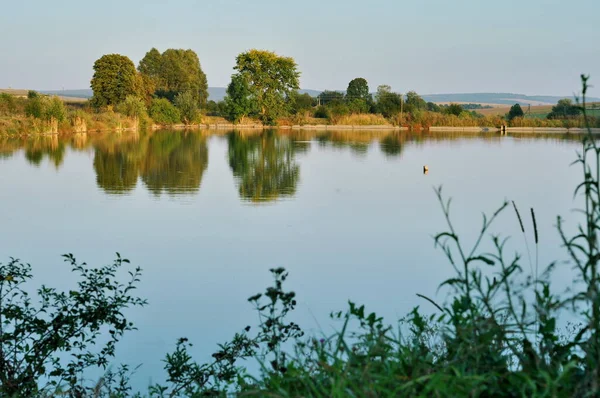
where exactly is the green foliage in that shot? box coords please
[427,101,441,112]
[117,95,147,121]
[224,73,255,123]
[149,98,181,124]
[317,90,344,106]
[288,91,315,115]
[24,96,66,122]
[233,49,300,125]
[27,90,39,99]
[375,85,403,118]
[404,90,427,113]
[507,103,524,121]
[347,98,369,114]
[25,96,44,118]
[139,48,209,108]
[313,105,330,119]
[174,91,199,124]
[444,103,464,116]
[548,98,581,119]
[0,253,145,396]
[43,96,67,122]
[346,77,370,101]
[91,54,139,108]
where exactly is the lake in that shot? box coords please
[0,129,586,388]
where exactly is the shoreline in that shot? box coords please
[3,123,600,136]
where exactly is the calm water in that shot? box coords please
[0,129,586,387]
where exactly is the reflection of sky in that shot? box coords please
[0,133,585,389]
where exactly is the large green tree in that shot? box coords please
[232,50,300,125]
[91,54,139,107]
[138,48,209,107]
[346,78,370,101]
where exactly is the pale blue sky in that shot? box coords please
[1,0,598,95]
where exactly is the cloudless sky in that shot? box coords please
[1,0,598,95]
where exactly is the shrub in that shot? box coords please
[149,98,181,124]
[43,96,67,122]
[175,91,199,124]
[0,93,17,115]
[314,105,330,119]
[0,254,145,396]
[117,95,146,119]
[25,96,44,119]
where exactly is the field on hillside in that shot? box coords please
[476,102,600,118]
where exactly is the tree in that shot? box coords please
[507,103,524,121]
[175,91,199,124]
[149,98,181,124]
[232,49,300,125]
[25,95,44,118]
[224,74,255,123]
[547,98,581,119]
[375,85,403,118]
[91,54,139,107]
[427,102,441,112]
[318,90,344,106]
[139,48,209,107]
[404,91,427,113]
[137,48,162,80]
[288,92,315,115]
[346,78,370,101]
[444,103,464,117]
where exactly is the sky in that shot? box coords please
[0,0,599,96]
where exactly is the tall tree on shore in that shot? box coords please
[346,78,370,101]
[91,54,139,107]
[231,49,300,125]
[137,48,208,107]
[507,103,524,121]
[375,85,403,118]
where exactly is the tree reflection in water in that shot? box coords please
[228,130,300,203]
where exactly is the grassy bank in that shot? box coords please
[3,91,599,136]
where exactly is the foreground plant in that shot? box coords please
[0,253,146,396]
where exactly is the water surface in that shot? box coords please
[0,129,585,387]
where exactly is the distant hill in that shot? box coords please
[36,88,600,106]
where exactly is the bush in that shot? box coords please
[175,91,199,124]
[25,96,44,119]
[43,96,67,122]
[0,254,145,396]
[0,93,17,115]
[117,95,147,119]
[149,98,181,124]
[314,105,330,119]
